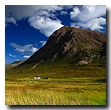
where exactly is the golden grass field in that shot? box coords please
[5,77,106,105]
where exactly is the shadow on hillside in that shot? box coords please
[100,42,106,57]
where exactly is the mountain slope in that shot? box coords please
[21,26,106,65]
[6,26,106,78]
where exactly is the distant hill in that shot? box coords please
[5,60,26,70]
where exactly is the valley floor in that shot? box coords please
[5,77,106,105]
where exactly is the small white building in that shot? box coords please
[34,76,40,79]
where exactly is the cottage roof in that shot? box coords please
[34,76,40,77]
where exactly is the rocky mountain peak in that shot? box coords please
[21,26,106,65]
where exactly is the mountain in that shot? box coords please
[21,26,106,66]
[6,26,106,78]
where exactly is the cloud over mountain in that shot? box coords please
[5,5,64,36]
[40,41,47,46]
[23,55,30,58]
[28,16,63,36]
[5,5,106,35]
[70,5,106,31]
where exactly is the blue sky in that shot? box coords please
[5,5,106,64]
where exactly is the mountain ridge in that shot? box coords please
[21,26,106,65]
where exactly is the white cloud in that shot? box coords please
[23,55,30,58]
[40,41,47,46]
[70,5,106,31]
[74,5,106,22]
[60,11,68,15]
[5,5,65,36]
[9,54,12,56]
[71,17,106,30]
[5,5,106,34]
[13,55,16,57]
[5,5,63,26]
[34,10,56,18]
[87,17,106,30]
[9,54,16,57]
[5,17,17,26]
[9,43,38,53]
[70,6,81,19]
[28,16,63,36]
[83,5,96,13]
[31,47,38,52]
[71,24,80,28]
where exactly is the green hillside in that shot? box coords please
[5,55,106,80]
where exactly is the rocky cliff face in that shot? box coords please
[22,26,106,65]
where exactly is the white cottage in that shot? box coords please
[34,76,40,79]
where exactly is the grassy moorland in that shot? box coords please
[5,59,106,105]
[5,77,106,105]
[5,78,106,105]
